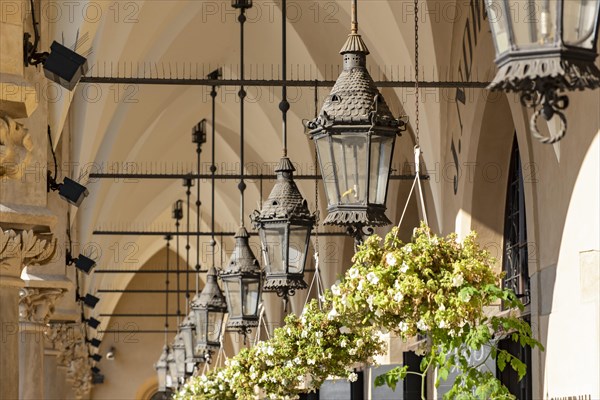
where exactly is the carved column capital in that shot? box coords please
[0,229,57,287]
[0,114,33,178]
[46,323,94,397]
[19,287,65,325]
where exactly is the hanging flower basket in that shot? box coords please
[176,223,542,400]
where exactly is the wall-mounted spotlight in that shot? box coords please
[207,67,222,81]
[24,36,88,90]
[23,0,88,91]
[82,316,101,329]
[86,338,102,348]
[78,294,100,309]
[91,366,101,374]
[106,346,116,361]
[48,174,89,207]
[67,251,96,274]
[89,353,102,362]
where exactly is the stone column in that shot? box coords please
[18,286,65,399]
[0,229,56,400]
[48,323,93,400]
[45,323,77,399]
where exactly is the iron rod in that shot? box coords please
[92,230,347,236]
[100,330,179,334]
[80,76,490,88]
[95,269,315,274]
[100,313,181,317]
[88,173,428,180]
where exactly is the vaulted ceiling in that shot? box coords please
[47,0,469,324]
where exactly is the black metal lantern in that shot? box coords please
[219,227,262,337]
[154,345,169,392]
[191,266,227,359]
[251,157,315,302]
[307,21,405,237]
[485,0,600,143]
[172,200,183,220]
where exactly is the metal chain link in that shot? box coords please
[414,0,420,146]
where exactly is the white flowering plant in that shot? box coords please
[176,224,542,399]
[175,298,385,400]
[333,224,543,399]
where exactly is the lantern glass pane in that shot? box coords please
[332,134,368,204]
[563,0,600,48]
[512,0,558,48]
[207,310,223,343]
[186,362,195,375]
[486,0,512,54]
[315,136,339,207]
[174,344,186,377]
[261,226,285,273]
[288,225,310,274]
[368,135,394,205]
[242,279,260,316]
[157,366,167,391]
[223,279,242,318]
[167,356,177,387]
[196,310,207,343]
[181,326,194,360]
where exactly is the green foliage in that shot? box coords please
[176,223,542,400]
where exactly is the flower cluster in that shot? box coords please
[333,224,510,342]
[177,223,542,400]
[175,299,384,400]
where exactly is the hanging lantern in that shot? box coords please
[154,345,169,392]
[306,23,405,235]
[165,346,177,389]
[219,226,262,336]
[485,0,600,143]
[172,334,186,383]
[179,313,202,374]
[251,157,315,302]
[191,266,228,360]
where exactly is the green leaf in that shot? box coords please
[438,366,449,381]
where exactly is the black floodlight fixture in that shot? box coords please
[231,0,252,9]
[78,294,100,309]
[86,338,102,348]
[89,353,102,362]
[42,42,88,91]
[24,38,88,90]
[24,0,88,90]
[91,366,101,374]
[66,251,96,274]
[207,68,222,81]
[48,174,89,207]
[82,315,101,329]
[182,175,195,189]
[192,119,208,145]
